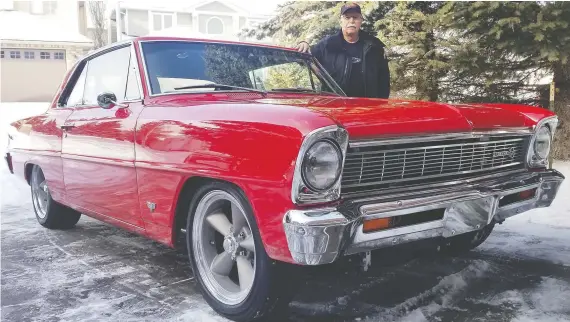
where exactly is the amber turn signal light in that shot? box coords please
[363,217,392,233]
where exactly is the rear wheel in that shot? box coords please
[186,182,299,321]
[30,165,81,229]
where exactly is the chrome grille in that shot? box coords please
[341,136,529,192]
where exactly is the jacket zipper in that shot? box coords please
[362,42,372,96]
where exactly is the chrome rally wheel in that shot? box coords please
[192,190,256,305]
[186,182,301,322]
[30,165,81,229]
[31,165,49,219]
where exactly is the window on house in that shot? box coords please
[207,17,224,34]
[24,51,35,59]
[43,1,57,14]
[152,12,174,31]
[10,51,20,59]
[40,52,50,59]
[54,52,65,60]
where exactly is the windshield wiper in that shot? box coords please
[269,88,318,93]
[173,83,267,96]
[269,88,341,96]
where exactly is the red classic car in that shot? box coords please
[5,36,564,321]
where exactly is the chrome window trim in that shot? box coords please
[124,44,144,103]
[58,41,144,108]
[137,38,346,99]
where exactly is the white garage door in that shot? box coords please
[1,48,67,102]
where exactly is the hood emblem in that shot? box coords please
[493,147,516,158]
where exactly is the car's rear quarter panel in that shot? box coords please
[134,96,335,261]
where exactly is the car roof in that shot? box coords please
[133,35,302,53]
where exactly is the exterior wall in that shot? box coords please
[1,48,67,102]
[198,14,234,35]
[177,12,192,28]
[127,9,149,36]
[12,1,32,12]
[195,1,237,13]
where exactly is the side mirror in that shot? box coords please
[97,92,127,109]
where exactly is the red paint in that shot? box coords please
[5,36,557,264]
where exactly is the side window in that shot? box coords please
[66,66,88,107]
[83,46,131,105]
[125,52,141,100]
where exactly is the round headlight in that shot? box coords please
[534,126,551,159]
[301,140,342,191]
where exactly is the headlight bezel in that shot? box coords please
[526,116,558,168]
[291,125,349,205]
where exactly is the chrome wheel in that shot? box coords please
[31,166,49,219]
[192,190,256,306]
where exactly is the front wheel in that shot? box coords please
[186,182,299,322]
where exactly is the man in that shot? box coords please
[295,3,390,99]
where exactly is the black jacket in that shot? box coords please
[310,29,390,99]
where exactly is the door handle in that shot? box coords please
[60,124,75,131]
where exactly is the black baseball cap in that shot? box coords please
[340,2,362,16]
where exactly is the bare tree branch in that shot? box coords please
[88,1,106,49]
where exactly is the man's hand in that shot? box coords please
[295,41,311,53]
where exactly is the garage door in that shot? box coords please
[1,48,67,102]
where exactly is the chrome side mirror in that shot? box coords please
[97,92,127,109]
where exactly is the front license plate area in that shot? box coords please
[442,196,495,238]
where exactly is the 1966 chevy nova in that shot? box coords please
[5,36,565,321]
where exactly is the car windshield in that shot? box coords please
[140,40,346,96]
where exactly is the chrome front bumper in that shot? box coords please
[283,169,564,265]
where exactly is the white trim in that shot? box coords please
[195,10,242,17]
[125,9,130,35]
[190,0,247,15]
[206,16,225,35]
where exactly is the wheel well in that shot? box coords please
[172,176,246,249]
[24,163,35,184]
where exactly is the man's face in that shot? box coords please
[340,12,363,35]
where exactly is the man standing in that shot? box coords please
[296,3,390,99]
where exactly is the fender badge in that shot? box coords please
[146,201,156,213]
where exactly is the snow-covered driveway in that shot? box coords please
[2,103,569,321]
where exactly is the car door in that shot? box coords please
[60,43,146,229]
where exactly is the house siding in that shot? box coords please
[195,1,236,13]
[127,9,149,37]
[177,12,192,27]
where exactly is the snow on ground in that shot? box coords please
[1,102,570,322]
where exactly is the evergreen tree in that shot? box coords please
[445,1,570,159]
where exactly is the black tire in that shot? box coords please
[440,221,495,255]
[185,181,301,322]
[30,165,81,230]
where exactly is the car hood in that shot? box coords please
[256,96,531,140]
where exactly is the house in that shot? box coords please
[0,1,94,102]
[0,0,276,103]
[103,0,275,43]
